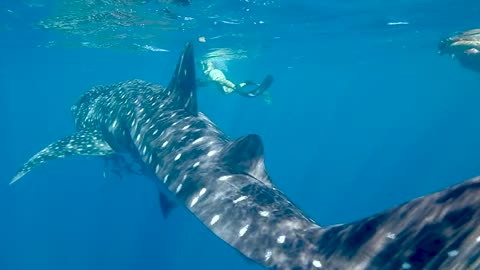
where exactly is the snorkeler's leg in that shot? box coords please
[222,85,235,94]
[218,78,236,89]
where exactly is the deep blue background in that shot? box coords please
[2,1,480,269]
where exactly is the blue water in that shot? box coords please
[2,1,480,269]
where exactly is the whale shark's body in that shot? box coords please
[12,43,480,269]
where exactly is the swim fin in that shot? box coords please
[237,75,274,97]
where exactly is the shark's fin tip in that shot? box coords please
[9,177,19,186]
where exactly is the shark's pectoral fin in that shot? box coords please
[221,134,272,186]
[159,192,177,218]
[167,42,198,115]
[10,129,113,185]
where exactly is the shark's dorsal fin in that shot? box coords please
[221,134,272,186]
[167,42,198,115]
[10,129,114,185]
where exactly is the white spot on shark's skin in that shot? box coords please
[312,260,322,268]
[112,119,118,128]
[239,224,249,237]
[207,150,218,157]
[193,161,200,168]
[176,184,183,193]
[153,129,159,136]
[218,175,232,181]
[264,250,272,261]
[148,155,153,164]
[259,211,270,217]
[135,133,141,143]
[149,118,156,126]
[162,141,168,148]
[174,153,181,160]
[190,188,207,207]
[233,196,248,204]
[172,121,179,126]
[277,235,286,244]
[386,232,396,239]
[192,137,205,145]
[164,174,169,183]
[402,262,412,269]
[142,146,147,155]
[182,125,190,130]
[210,215,220,225]
[155,164,161,174]
[448,250,459,257]
[476,235,480,242]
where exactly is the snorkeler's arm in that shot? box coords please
[203,66,213,75]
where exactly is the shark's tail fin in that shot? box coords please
[167,42,198,115]
[10,129,113,185]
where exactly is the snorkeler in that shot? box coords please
[200,60,274,104]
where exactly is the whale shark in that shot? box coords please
[11,42,480,269]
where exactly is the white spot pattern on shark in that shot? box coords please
[10,42,480,270]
